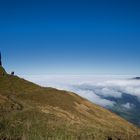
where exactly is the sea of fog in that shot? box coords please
[21,75,140,109]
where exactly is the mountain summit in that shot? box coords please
[0,69,140,139]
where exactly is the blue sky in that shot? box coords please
[0,0,140,75]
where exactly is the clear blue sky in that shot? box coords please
[0,0,140,75]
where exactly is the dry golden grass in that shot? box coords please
[0,67,140,140]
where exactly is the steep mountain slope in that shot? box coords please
[0,69,140,140]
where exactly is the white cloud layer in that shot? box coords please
[22,75,140,107]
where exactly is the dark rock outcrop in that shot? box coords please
[0,52,2,66]
[0,66,6,75]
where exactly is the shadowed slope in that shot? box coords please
[0,73,140,140]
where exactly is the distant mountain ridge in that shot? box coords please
[0,67,140,140]
[132,77,140,80]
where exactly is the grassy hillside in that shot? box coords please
[0,68,140,140]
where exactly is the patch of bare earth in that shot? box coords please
[38,105,86,125]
